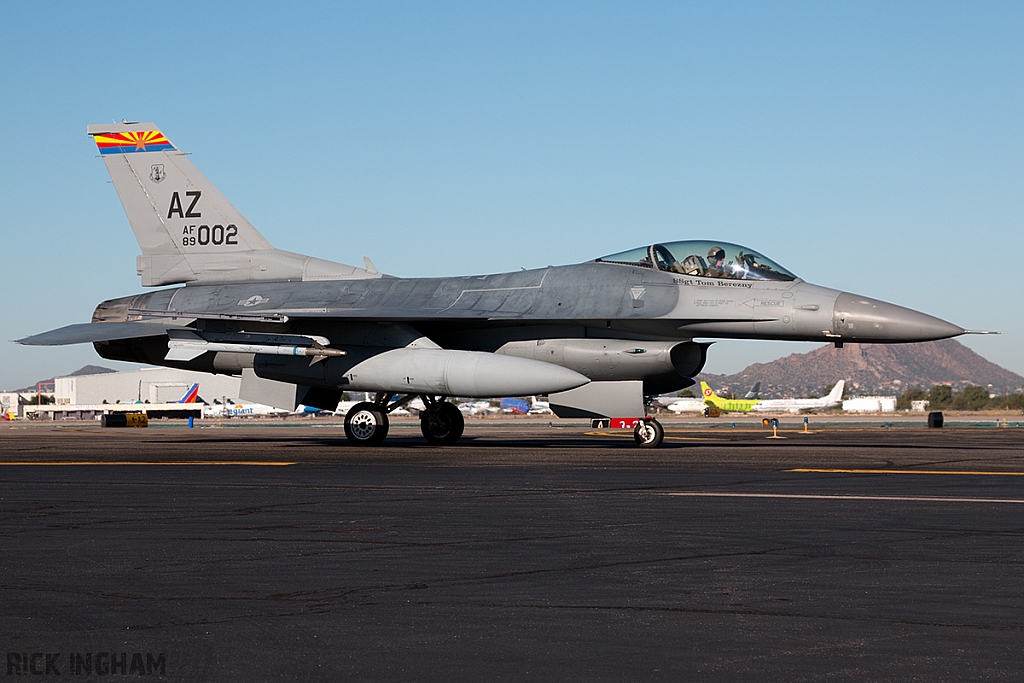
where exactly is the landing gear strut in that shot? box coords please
[419,397,465,446]
[634,418,664,448]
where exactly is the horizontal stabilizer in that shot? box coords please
[17,321,193,346]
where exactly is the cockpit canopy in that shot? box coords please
[596,240,798,282]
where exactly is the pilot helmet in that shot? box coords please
[708,246,726,262]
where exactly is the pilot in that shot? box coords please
[706,246,727,277]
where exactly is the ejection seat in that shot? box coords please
[678,254,707,276]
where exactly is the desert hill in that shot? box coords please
[14,365,116,393]
[698,340,1023,398]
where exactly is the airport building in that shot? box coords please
[55,368,241,406]
[842,396,898,413]
[1,392,26,418]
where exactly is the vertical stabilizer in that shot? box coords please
[88,122,378,286]
[89,123,271,256]
[175,383,200,404]
[700,381,716,400]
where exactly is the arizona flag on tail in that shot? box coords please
[176,383,200,404]
[93,129,175,154]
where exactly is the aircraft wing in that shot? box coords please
[16,321,194,346]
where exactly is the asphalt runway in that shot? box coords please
[2,420,1024,681]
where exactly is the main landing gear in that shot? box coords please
[342,395,664,448]
[418,396,465,446]
[343,393,465,447]
[343,401,390,446]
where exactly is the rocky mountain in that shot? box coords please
[698,340,1023,398]
[69,365,116,377]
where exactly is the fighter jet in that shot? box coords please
[18,122,974,448]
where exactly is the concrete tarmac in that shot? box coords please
[2,420,1024,681]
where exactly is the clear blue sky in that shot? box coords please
[1,1,1021,390]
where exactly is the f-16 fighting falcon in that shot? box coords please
[19,122,975,448]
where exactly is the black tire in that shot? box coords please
[344,402,390,446]
[634,419,664,448]
[420,402,465,445]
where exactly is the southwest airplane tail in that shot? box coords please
[175,383,200,404]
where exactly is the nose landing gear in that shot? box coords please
[633,418,665,448]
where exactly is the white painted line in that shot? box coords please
[662,492,1024,504]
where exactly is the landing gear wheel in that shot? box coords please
[344,402,390,446]
[634,419,664,448]
[420,401,465,446]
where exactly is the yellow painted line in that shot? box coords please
[789,468,1024,476]
[0,461,296,466]
[663,492,1024,504]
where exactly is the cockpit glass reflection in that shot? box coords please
[596,240,797,282]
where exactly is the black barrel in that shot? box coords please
[101,413,127,428]
[101,412,148,428]
[928,411,944,428]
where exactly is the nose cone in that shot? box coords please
[832,293,964,342]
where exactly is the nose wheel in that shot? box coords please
[634,419,664,448]
[420,400,465,446]
[344,402,390,446]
